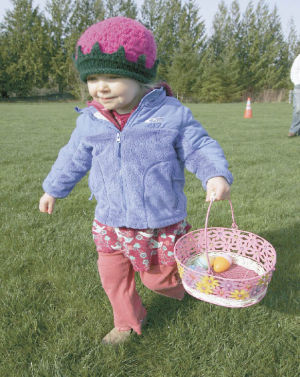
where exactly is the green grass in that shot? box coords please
[0,101,299,377]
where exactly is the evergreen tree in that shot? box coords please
[46,0,73,93]
[261,6,289,89]
[198,0,242,102]
[167,0,205,100]
[196,46,224,102]
[140,0,163,34]
[118,0,138,18]
[252,2,288,89]
[105,0,137,18]
[239,0,289,93]
[0,33,10,97]
[70,0,104,37]
[0,0,50,96]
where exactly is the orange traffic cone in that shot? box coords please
[244,97,253,118]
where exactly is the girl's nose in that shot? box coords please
[96,80,109,94]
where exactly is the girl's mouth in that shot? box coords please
[100,97,115,102]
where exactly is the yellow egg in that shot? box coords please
[213,255,232,273]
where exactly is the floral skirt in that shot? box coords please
[92,219,191,271]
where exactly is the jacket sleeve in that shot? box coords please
[42,115,92,198]
[175,107,233,190]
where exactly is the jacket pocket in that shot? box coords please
[143,161,185,220]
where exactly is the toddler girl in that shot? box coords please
[39,17,233,345]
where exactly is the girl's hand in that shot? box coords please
[39,193,56,214]
[206,176,231,202]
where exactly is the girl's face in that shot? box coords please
[87,74,144,114]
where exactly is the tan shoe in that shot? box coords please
[288,132,297,137]
[101,327,132,345]
[101,316,147,345]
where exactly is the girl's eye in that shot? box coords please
[87,76,98,82]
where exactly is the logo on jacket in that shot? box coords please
[145,117,164,126]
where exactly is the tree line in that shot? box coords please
[1,0,300,102]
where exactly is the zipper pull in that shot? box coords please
[116,132,121,157]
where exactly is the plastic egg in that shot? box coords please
[189,265,205,272]
[193,254,215,270]
[213,255,232,273]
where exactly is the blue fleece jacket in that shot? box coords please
[43,88,233,228]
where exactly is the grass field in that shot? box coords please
[0,101,299,377]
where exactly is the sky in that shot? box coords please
[1,0,300,37]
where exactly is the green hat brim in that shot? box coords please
[74,44,159,83]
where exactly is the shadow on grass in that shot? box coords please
[255,223,300,316]
[137,290,197,335]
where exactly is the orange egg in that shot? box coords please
[213,255,232,273]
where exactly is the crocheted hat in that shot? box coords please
[74,17,159,83]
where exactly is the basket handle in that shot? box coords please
[204,193,238,274]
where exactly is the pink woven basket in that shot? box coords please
[174,199,276,308]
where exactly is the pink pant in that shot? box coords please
[97,250,185,334]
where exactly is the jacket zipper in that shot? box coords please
[116,132,121,157]
[116,132,127,216]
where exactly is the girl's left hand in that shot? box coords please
[206,176,231,201]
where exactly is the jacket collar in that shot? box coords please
[86,87,167,120]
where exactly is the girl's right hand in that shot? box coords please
[39,193,56,214]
